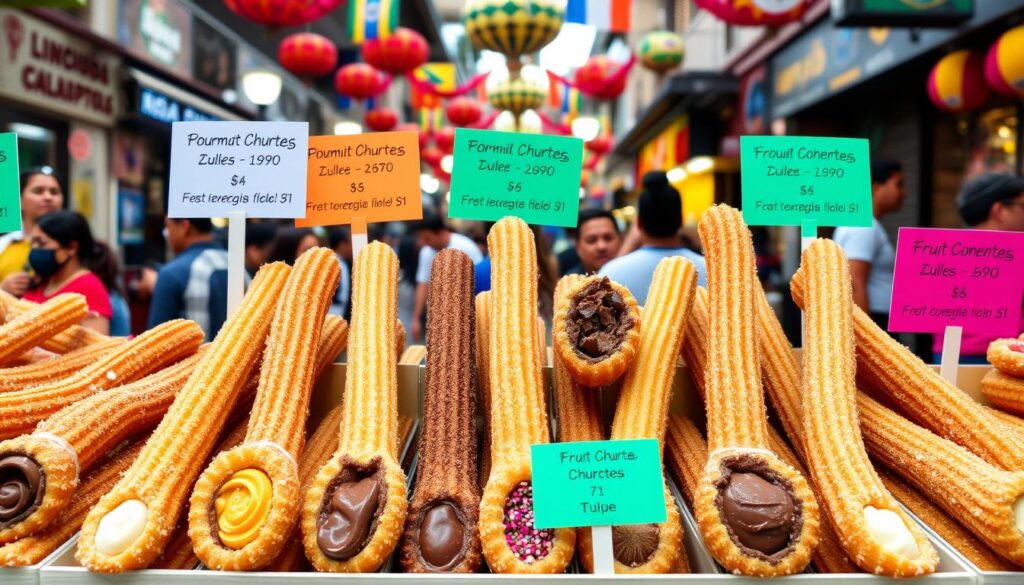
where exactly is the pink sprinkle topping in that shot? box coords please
[1008,342,1024,354]
[503,481,554,562]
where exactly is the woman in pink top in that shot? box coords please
[24,211,114,334]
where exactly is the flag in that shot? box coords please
[411,63,456,109]
[348,0,400,44]
[566,0,631,32]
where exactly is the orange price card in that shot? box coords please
[297,131,422,227]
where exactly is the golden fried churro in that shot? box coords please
[0,338,126,394]
[858,392,1024,566]
[479,217,575,574]
[399,345,426,365]
[400,249,481,573]
[75,262,292,572]
[989,338,1024,378]
[475,291,493,489]
[798,239,936,577]
[0,291,107,354]
[302,242,407,573]
[693,205,819,577]
[987,407,1024,439]
[552,277,602,446]
[315,315,349,375]
[665,415,705,509]
[0,294,87,366]
[190,248,339,571]
[981,369,1024,416]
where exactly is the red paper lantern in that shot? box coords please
[422,146,444,167]
[334,63,389,100]
[574,56,627,100]
[434,126,456,154]
[446,97,483,127]
[585,135,613,156]
[985,25,1024,98]
[364,108,399,132]
[397,123,429,149]
[278,33,337,78]
[224,0,339,27]
[928,50,990,113]
[362,27,429,75]
[695,0,809,27]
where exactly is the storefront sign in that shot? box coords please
[740,135,872,228]
[449,129,583,227]
[833,0,973,27]
[168,121,308,218]
[0,9,119,126]
[889,227,1024,335]
[531,439,666,528]
[297,131,422,227]
[139,87,219,125]
[118,0,192,76]
[0,133,21,233]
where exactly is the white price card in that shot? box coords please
[168,121,308,219]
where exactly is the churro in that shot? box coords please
[0,294,87,366]
[552,276,602,445]
[987,407,1024,439]
[989,338,1024,378]
[399,345,426,365]
[475,291,493,489]
[302,242,407,573]
[76,262,292,572]
[693,205,819,577]
[981,369,1024,416]
[0,338,126,394]
[553,276,640,387]
[0,291,107,354]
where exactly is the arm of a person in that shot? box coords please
[848,260,871,314]
[412,282,428,341]
[147,270,183,329]
[80,313,110,335]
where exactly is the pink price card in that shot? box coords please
[889,227,1024,335]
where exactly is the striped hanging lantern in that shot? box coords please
[334,63,389,100]
[462,0,564,75]
[362,27,429,75]
[638,31,684,74]
[985,25,1024,98]
[488,78,547,118]
[928,50,990,113]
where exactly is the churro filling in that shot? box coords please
[317,463,385,560]
[503,481,554,563]
[862,506,919,558]
[566,278,633,361]
[95,499,148,556]
[1009,342,1024,354]
[417,502,467,570]
[214,469,273,550]
[0,455,44,527]
[612,523,659,567]
[1014,497,1024,534]
[715,457,800,561]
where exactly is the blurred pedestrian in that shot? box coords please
[0,167,64,296]
[268,227,321,265]
[564,208,622,275]
[24,211,115,334]
[245,222,277,276]
[326,226,352,319]
[833,160,905,328]
[410,212,483,341]
[600,171,707,304]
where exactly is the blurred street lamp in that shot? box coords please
[241,69,282,119]
[571,116,600,142]
[334,121,362,135]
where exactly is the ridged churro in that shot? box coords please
[798,239,936,577]
[400,249,481,573]
[989,338,1024,378]
[0,291,107,354]
[475,291,493,489]
[981,369,1024,416]
[0,294,87,366]
[76,262,292,572]
[694,205,819,577]
[302,242,407,573]
[987,407,1024,439]
[399,345,426,365]
[479,217,575,574]
[552,276,640,387]
[0,338,126,394]
[190,248,339,571]
[552,276,602,445]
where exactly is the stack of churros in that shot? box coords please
[0,338,126,394]
[0,291,107,354]
[0,294,87,366]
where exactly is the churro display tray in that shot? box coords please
[2,536,76,585]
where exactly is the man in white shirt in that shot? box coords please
[411,212,483,340]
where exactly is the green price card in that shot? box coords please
[0,133,20,233]
[531,439,666,529]
[740,136,872,229]
[449,128,583,227]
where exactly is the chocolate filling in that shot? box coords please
[0,454,44,528]
[317,458,386,560]
[417,502,467,571]
[612,523,659,567]
[565,278,633,362]
[714,454,801,563]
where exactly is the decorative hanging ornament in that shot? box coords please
[488,78,547,118]
[422,145,444,167]
[278,33,338,79]
[446,97,483,127]
[638,31,684,74]
[397,123,429,149]
[462,0,564,76]
[224,0,340,28]
[364,108,399,132]
[985,25,1024,98]
[585,135,613,156]
[928,50,990,113]
[573,55,631,100]
[694,0,809,27]
[334,63,390,101]
[434,126,456,154]
[362,27,429,75]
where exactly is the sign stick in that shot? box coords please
[226,210,246,317]
[939,325,962,385]
[591,525,614,575]
[351,215,369,261]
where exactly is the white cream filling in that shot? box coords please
[863,506,919,558]
[95,499,148,556]
[1013,496,1024,533]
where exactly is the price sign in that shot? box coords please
[0,133,20,233]
[889,227,1024,335]
[740,136,872,229]
[168,121,308,218]
[449,129,583,227]
[531,439,666,529]
[297,131,421,227]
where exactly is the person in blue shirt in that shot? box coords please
[148,218,229,341]
[600,171,707,305]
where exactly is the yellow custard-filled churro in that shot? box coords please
[0,338,126,394]
[475,291,493,488]
[0,291,107,354]
[989,338,1024,378]
[75,263,292,572]
[302,242,407,573]
[479,217,575,574]
[190,248,339,571]
[798,240,936,577]
[981,369,1024,416]
[694,205,819,577]
[0,294,87,366]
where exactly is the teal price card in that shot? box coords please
[531,439,667,529]
[0,133,21,233]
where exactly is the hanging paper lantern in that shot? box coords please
[435,126,456,154]
[463,0,564,74]
[695,0,809,27]
[422,146,444,167]
[362,27,429,75]
[928,50,990,113]
[985,25,1024,98]
[586,135,613,156]
[364,108,399,132]
[334,63,389,100]
[638,31,684,74]
[224,0,339,28]
[574,56,629,100]
[446,97,483,127]
[278,33,337,79]
[488,78,547,118]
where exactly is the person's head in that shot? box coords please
[412,212,451,251]
[870,160,905,215]
[574,208,621,273]
[244,223,278,272]
[20,167,63,224]
[327,226,352,261]
[956,172,1024,231]
[164,218,214,254]
[30,211,119,292]
[637,171,682,239]
[268,227,320,265]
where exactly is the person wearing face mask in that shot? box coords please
[23,211,117,335]
[0,167,65,296]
